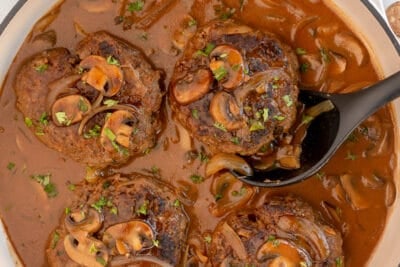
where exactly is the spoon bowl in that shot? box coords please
[236,70,400,187]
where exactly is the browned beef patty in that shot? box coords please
[169,20,299,155]
[46,173,189,267]
[209,195,343,266]
[14,31,163,168]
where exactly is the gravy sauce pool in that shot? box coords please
[0,0,396,266]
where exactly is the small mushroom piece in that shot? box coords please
[206,153,253,177]
[64,234,109,267]
[80,55,124,97]
[210,91,245,131]
[275,144,301,170]
[256,238,312,266]
[103,220,155,254]
[172,69,213,105]
[298,53,327,87]
[172,15,198,51]
[100,110,135,152]
[333,32,367,66]
[65,208,104,234]
[51,95,91,126]
[209,45,245,89]
[339,174,370,210]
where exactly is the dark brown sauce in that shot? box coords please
[0,0,396,266]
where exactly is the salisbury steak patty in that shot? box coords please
[209,195,344,266]
[15,31,163,168]
[169,20,299,155]
[46,173,189,267]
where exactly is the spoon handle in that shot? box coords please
[331,70,400,130]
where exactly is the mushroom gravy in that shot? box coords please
[0,0,396,266]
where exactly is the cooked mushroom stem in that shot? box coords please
[80,55,124,97]
[51,95,91,126]
[210,91,244,131]
[209,45,245,89]
[103,220,155,254]
[172,69,212,105]
[64,234,109,267]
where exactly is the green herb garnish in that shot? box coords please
[7,162,15,171]
[282,95,293,107]
[189,174,204,184]
[31,173,58,198]
[55,112,71,126]
[106,55,120,66]
[83,124,101,139]
[296,47,307,55]
[103,99,119,107]
[191,109,199,119]
[195,43,215,57]
[249,121,265,132]
[24,117,33,128]
[128,0,144,12]
[35,64,49,73]
[136,200,149,215]
[300,62,309,73]
[50,231,60,249]
[213,122,227,132]
[212,66,228,81]
[78,97,89,112]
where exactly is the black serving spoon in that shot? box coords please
[236,70,400,187]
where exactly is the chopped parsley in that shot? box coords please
[24,117,33,128]
[128,0,144,12]
[7,162,15,171]
[83,124,101,139]
[106,55,120,66]
[335,256,344,267]
[231,136,240,145]
[220,8,236,20]
[296,47,307,55]
[320,48,331,63]
[91,196,117,214]
[204,235,212,243]
[31,173,58,198]
[212,66,228,81]
[231,187,247,197]
[35,63,49,73]
[55,112,71,126]
[301,114,314,124]
[300,62,310,73]
[103,99,119,107]
[50,231,60,249]
[39,112,49,126]
[65,207,71,215]
[273,115,285,121]
[189,174,204,184]
[195,43,215,57]
[96,257,107,266]
[282,95,293,107]
[249,121,265,132]
[173,199,181,207]
[191,109,199,119]
[152,239,160,247]
[136,200,149,215]
[151,165,160,175]
[67,183,76,191]
[78,97,89,112]
[104,128,128,155]
[213,122,227,132]
[188,18,197,27]
[199,152,209,163]
[345,151,356,161]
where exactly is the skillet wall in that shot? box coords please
[0,0,400,266]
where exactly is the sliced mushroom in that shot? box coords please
[65,208,104,234]
[298,53,327,87]
[339,174,370,210]
[220,222,247,260]
[172,15,198,51]
[51,95,91,126]
[275,144,301,169]
[103,220,155,254]
[256,238,312,266]
[210,92,245,131]
[100,110,136,152]
[80,55,124,97]
[64,234,109,267]
[206,153,253,177]
[172,69,212,105]
[333,32,367,66]
[209,45,245,89]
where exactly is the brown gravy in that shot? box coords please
[0,0,396,266]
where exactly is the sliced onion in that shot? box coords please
[220,222,248,260]
[206,153,253,177]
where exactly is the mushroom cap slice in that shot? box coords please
[64,234,109,267]
[52,95,91,126]
[103,220,155,254]
[65,208,104,234]
[172,69,212,105]
[209,45,245,89]
[209,91,245,131]
[100,110,135,153]
[256,239,312,266]
[80,55,124,97]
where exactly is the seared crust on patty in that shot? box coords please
[169,19,299,155]
[15,31,163,168]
